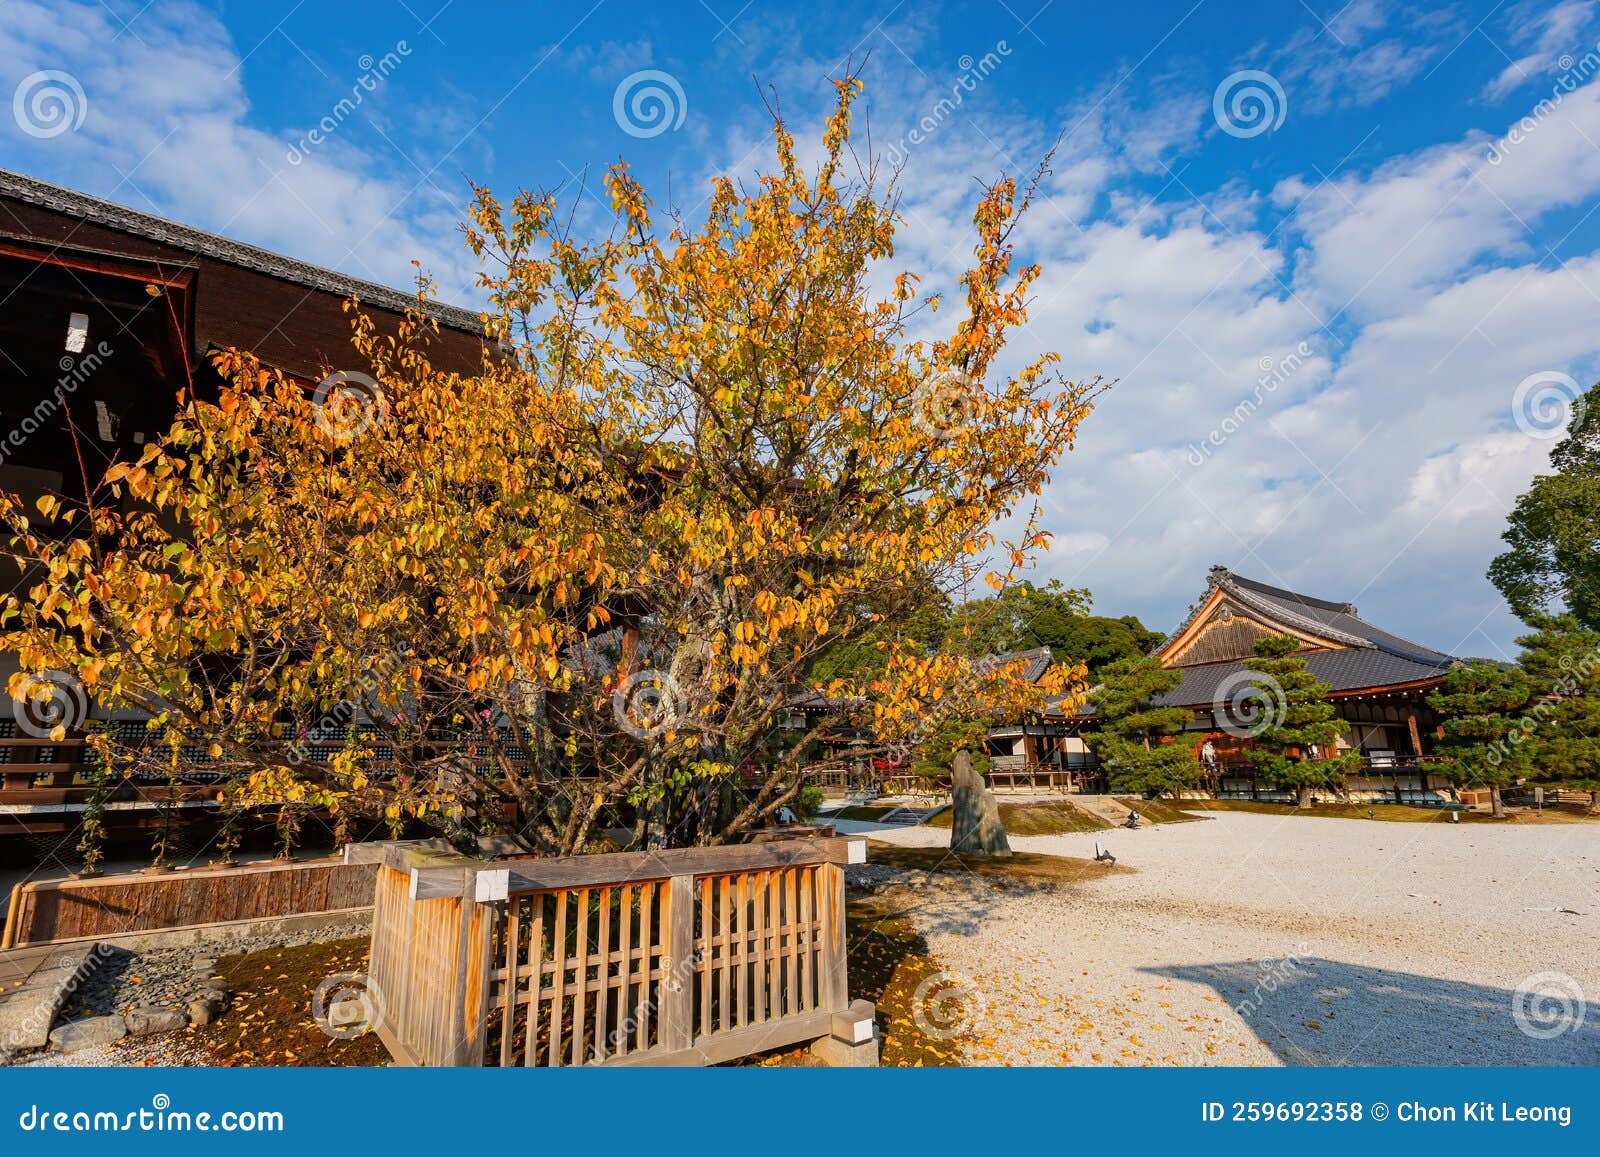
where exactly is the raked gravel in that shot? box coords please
[870,811,1600,1066]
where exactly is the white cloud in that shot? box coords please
[1268,0,1455,115]
[0,0,483,305]
[1484,0,1597,100]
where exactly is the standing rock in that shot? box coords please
[186,999,222,1027]
[948,749,1012,857]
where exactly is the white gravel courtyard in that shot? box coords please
[870,811,1600,1066]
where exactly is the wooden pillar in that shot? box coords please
[451,895,494,1066]
[660,874,696,1053]
[818,863,849,1012]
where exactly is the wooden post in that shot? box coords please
[1406,711,1423,757]
[660,874,696,1053]
[818,862,848,1011]
[447,875,494,1067]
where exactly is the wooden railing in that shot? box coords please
[0,733,88,790]
[363,837,874,1068]
[986,763,1101,794]
[1205,756,1456,803]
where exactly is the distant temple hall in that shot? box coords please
[1014,567,1458,801]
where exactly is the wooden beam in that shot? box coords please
[495,837,867,895]
[599,1008,836,1067]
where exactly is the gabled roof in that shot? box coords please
[0,168,482,333]
[1160,566,1452,666]
[1038,567,1457,718]
[1218,570,1451,664]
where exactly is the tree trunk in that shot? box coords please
[1296,784,1311,809]
[1491,785,1505,819]
[1590,790,1599,815]
[949,749,1011,857]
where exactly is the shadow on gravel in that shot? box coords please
[1146,956,1600,1066]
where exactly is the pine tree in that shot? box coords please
[1242,635,1361,808]
[1426,659,1533,818]
[1514,614,1600,813]
[1087,656,1203,797]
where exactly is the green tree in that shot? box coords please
[1514,614,1600,812]
[1427,659,1533,818]
[1242,635,1361,808]
[1086,656,1203,796]
[808,587,953,683]
[1489,382,1600,628]
[954,580,1164,677]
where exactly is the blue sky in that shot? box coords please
[6,0,1600,658]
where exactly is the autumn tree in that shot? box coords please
[1,78,1093,853]
[1426,659,1532,818]
[1241,634,1360,808]
[1086,655,1202,797]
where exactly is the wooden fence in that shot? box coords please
[2,856,377,948]
[364,837,875,1068]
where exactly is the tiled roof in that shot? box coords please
[1221,571,1451,664]
[0,168,482,333]
[1157,566,1453,666]
[1158,648,1450,708]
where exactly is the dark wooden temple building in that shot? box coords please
[1042,566,1457,801]
[0,168,488,859]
